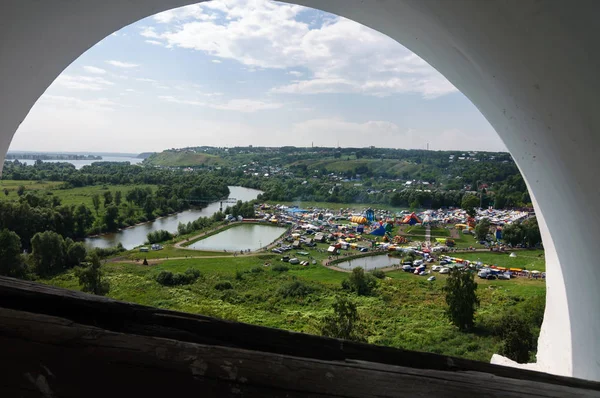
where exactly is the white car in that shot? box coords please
[439,267,450,274]
[427,276,436,281]
[431,265,442,272]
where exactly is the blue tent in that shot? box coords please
[369,225,386,236]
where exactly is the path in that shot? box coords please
[425,225,431,247]
[114,253,265,266]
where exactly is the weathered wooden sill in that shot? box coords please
[0,276,598,397]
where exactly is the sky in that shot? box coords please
[10,0,506,154]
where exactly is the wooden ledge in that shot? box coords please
[0,276,598,397]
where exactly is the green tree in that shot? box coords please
[66,242,87,268]
[522,217,541,247]
[74,204,94,238]
[17,185,25,196]
[92,194,101,215]
[443,269,480,331]
[0,229,24,277]
[390,192,402,207]
[474,218,491,241]
[498,313,534,363]
[103,191,113,206]
[502,223,524,246]
[31,231,66,277]
[461,194,479,217]
[318,296,366,342]
[341,267,377,296]
[75,252,109,295]
[143,197,155,220]
[114,190,122,206]
[104,204,120,231]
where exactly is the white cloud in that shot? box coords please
[143,0,456,99]
[153,4,217,24]
[53,74,114,91]
[159,95,282,112]
[212,59,222,64]
[83,66,107,74]
[38,95,119,111]
[145,40,163,46]
[105,60,139,68]
[136,78,157,83]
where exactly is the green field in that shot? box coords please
[43,243,545,363]
[458,250,546,272]
[0,180,63,200]
[0,180,157,209]
[144,151,224,167]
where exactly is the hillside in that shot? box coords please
[144,151,225,167]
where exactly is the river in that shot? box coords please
[335,254,399,271]
[187,224,287,252]
[8,156,143,169]
[85,186,263,250]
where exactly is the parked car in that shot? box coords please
[402,261,413,266]
[427,276,436,281]
[498,273,511,280]
[431,265,442,272]
[402,264,414,272]
[477,270,489,278]
[281,256,290,262]
[486,274,498,280]
[439,267,450,274]
[289,258,300,265]
[359,247,369,253]
[440,260,448,265]
[272,248,282,254]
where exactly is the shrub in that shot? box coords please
[235,270,244,280]
[341,267,377,296]
[318,296,366,342]
[250,266,264,273]
[371,269,386,279]
[156,271,174,286]
[147,229,174,244]
[215,281,233,291]
[155,268,200,286]
[272,264,290,273]
[279,280,315,298]
[498,313,534,363]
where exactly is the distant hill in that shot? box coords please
[137,152,155,159]
[144,151,225,167]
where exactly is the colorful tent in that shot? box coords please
[369,224,386,236]
[401,212,422,226]
[350,216,368,224]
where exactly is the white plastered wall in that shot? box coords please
[1,0,599,380]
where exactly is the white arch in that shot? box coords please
[1,0,599,381]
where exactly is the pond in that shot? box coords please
[335,254,399,271]
[187,224,288,252]
[85,186,263,250]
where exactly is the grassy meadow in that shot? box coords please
[43,240,546,362]
[0,181,157,209]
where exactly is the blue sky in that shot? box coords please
[11,0,506,153]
